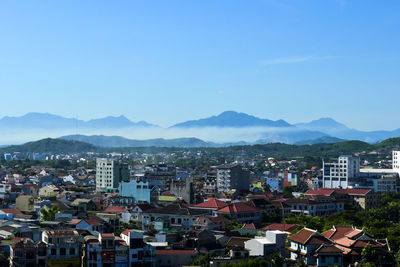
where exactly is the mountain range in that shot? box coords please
[0,112,156,129]
[1,111,400,146]
[171,111,292,128]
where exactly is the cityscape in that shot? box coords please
[1,1,400,267]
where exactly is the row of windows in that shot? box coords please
[50,248,76,256]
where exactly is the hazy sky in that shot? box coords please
[0,0,399,130]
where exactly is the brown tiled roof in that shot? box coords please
[322,229,335,239]
[288,228,316,244]
[324,226,354,241]
[105,206,128,213]
[316,244,344,254]
[264,223,299,232]
[101,233,115,238]
[307,235,332,245]
[226,237,251,248]
[1,208,23,215]
[216,202,259,213]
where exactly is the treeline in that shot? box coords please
[2,137,400,159]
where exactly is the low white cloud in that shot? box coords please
[0,126,310,146]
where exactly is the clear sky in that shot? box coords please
[0,0,399,130]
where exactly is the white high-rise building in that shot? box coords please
[393,151,400,175]
[323,155,360,188]
[96,158,129,192]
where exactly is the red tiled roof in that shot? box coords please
[105,206,128,213]
[322,229,335,239]
[192,198,228,209]
[85,218,101,226]
[335,236,357,247]
[335,244,352,255]
[156,250,196,255]
[101,233,115,238]
[306,188,371,196]
[264,223,299,232]
[242,223,256,230]
[345,229,363,238]
[344,189,371,195]
[305,189,335,196]
[115,240,127,246]
[1,208,23,215]
[272,198,289,203]
[216,202,259,213]
[323,226,354,241]
[70,219,81,225]
[121,230,132,236]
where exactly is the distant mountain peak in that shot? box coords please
[296,117,348,129]
[171,111,292,128]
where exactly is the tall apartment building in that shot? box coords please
[216,164,250,193]
[323,155,360,188]
[393,151,400,175]
[96,158,129,192]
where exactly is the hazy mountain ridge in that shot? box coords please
[60,135,214,148]
[171,111,293,128]
[0,113,156,129]
[296,117,400,143]
[1,111,400,145]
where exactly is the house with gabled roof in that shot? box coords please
[193,216,230,231]
[69,218,104,233]
[189,198,229,215]
[288,228,338,266]
[142,203,207,232]
[212,202,261,223]
[324,227,395,266]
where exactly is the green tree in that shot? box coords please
[40,205,61,221]
[191,254,210,267]
[283,186,294,198]
[361,242,376,264]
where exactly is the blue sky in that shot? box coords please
[0,0,399,130]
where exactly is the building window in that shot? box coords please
[70,248,75,255]
[51,248,57,255]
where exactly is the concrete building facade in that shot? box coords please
[96,158,129,192]
[323,155,360,188]
[216,164,250,193]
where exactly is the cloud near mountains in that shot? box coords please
[0,111,400,146]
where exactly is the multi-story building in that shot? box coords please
[118,180,152,203]
[216,164,250,193]
[9,238,36,267]
[96,158,129,192]
[120,230,156,267]
[42,230,81,267]
[393,151,400,175]
[142,203,206,232]
[305,188,377,210]
[323,155,360,188]
[284,196,344,216]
